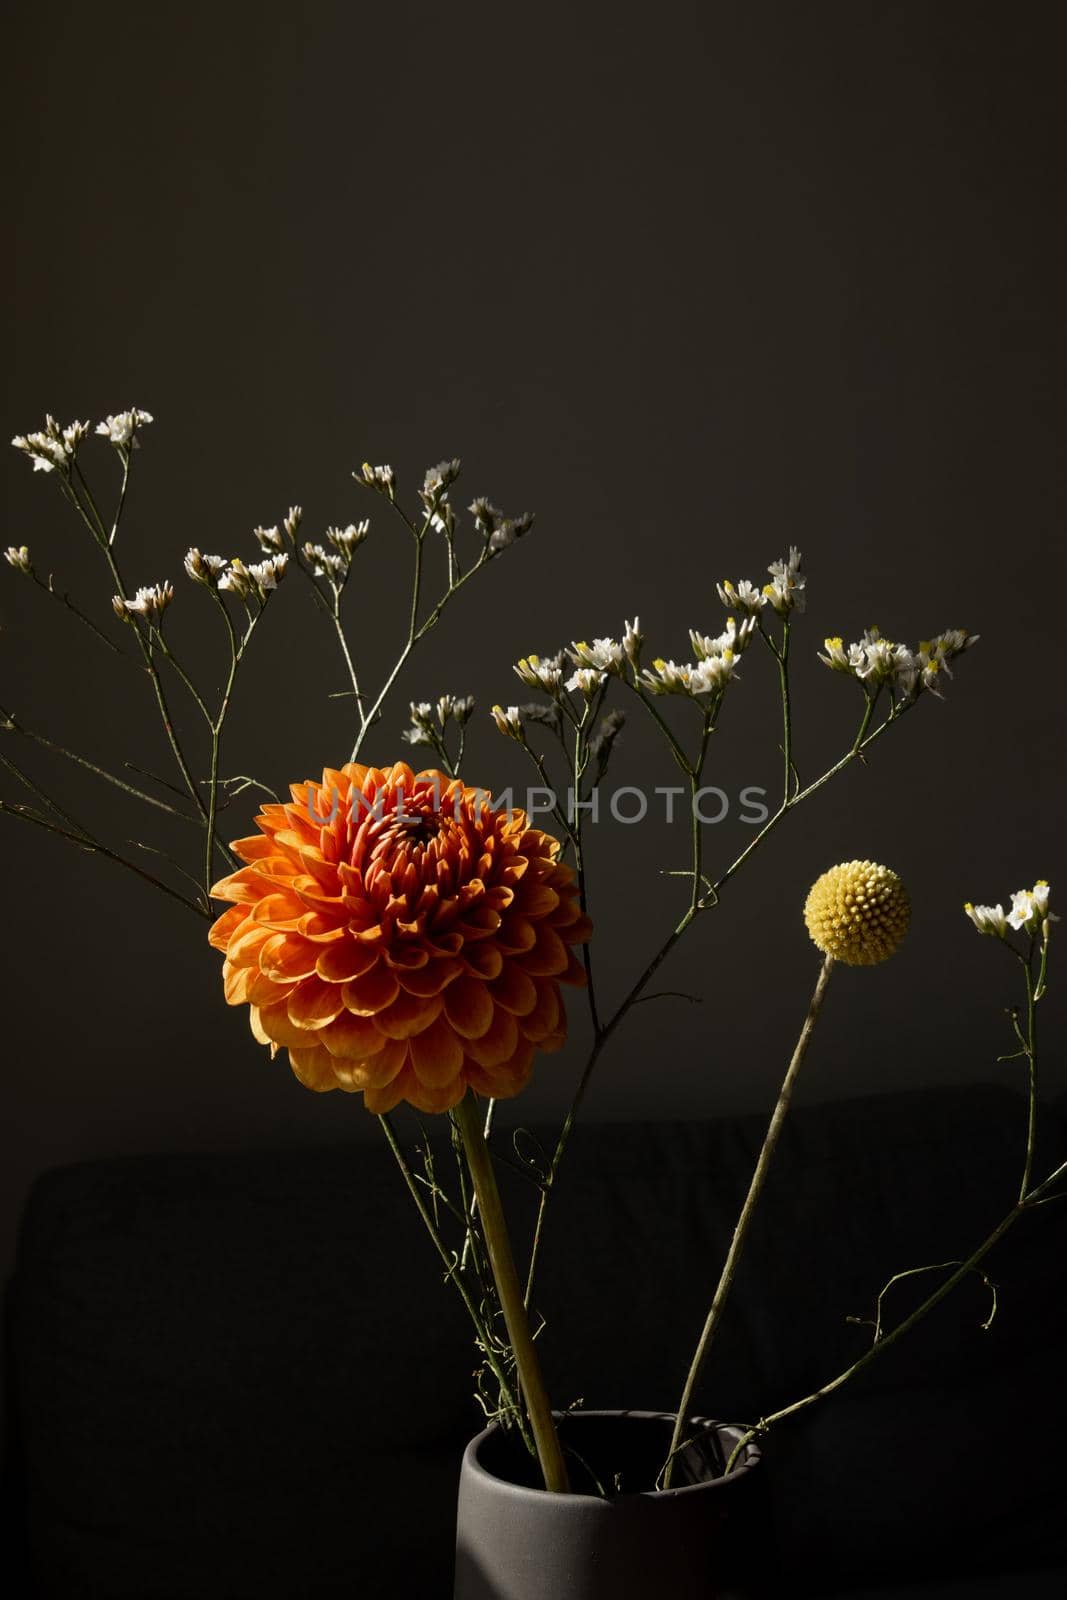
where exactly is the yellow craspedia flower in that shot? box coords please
[804,860,910,966]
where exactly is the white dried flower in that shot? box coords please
[762,547,805,615]
[11,415,88,474]
[639,658,694,695]
[253,524,284,552]
[119,581,173,622]
[360,462,396,495]
[623,617,643,666]
[689,650,739,694]
[690,615,756,660]
[326,521,369,555]
[284,506,303,539]
[95,409,153,448]
[490,704,525,740]
[565,667,607,698]
[4,545,32,575]
[514,653,566,694]
[963,901,1008,937]
[570,638,626,674]
[248,554,289,592]
[1007,881,1054,934]
[218,559,253,599]
[183,548,228,586]
[717,578,767,615]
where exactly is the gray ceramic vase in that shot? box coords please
[453,1410,764,1600]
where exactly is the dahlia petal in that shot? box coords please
[519,981,561,1043]
[297,911,348,942]
[363,1064,415,1115]
[315,937,379,984]
[287,975,346,1030]
[495,915,537,955]
[464,1037,535,1100]
[230,834,278,863]
[444,975,496,1038]
[375,989,443,1040]
[397,958,463,997]
[259,932,319,981]
[319,1011,387,1059]
[247,969,297,1007]
[248,1006,272,1047]
[409,1014,465,1086]
[208,906,246,950]
[342,962,401,1016]
[381,943,430,971]
[296,845,340,890]
[461,943,504,981]
[537,1029,566,1053]
[250,892,306,930]
[256,1001,314,1049]
[227,923,275,968]
[402,1065,467,1114]
[490,961,538,1016]
[464,1006,519,1068]
[516,924,569,977]
[287,1044,340,1093]
[223,961,255,1005]
[518,883,560,917]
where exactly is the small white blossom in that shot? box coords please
[12,415,88,474]
[569,637,626,674]
[565,667,608,698]
[623,616,643,666]
[218,559,253,599]
[119,581,173,622]
[690,615,756,660]
[964,901,1008,937]
[639,658,694,695]
[253,524,284,553]
[514,653,566,693]
[490,704,524,740]
[183,548,228,586]
[689,650,739,694]
[436,693,474,726]
[5,545,32,575]
[360,462,395,495]
[1008,881,1054,934]
[716,578,766,615]
[248,554,289,592]
[326,521,369,556]
[762,547,805,615]
[284,505,303,539]
[95,409,153,448]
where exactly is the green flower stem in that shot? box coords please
[722,1156,1066,1478]
[378,1111,533,1455]
[453,1090,570,1492]
[663,952,835,1486]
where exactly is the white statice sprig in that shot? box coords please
[514,653,566,695]
[12,416,91,475]
[763,547,805,615]
[1008,881,1054,934]
[690,615,756,660]
[623,617,644,667]
[114,581,173,625]
[569,638,626,675]
[359,462,396,499]
[96,409,153,449]
[565,667,608,699]
[183,548,228,587]
[716,578,766,616]
[963,901,1009,937]
[490,704,525,741]
[5,545,33,576]
[820,626,978,701]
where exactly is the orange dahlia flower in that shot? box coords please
[209,762,591,1114]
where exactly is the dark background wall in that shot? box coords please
[2,0,1065,1306]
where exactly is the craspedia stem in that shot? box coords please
[663,953,836,1487]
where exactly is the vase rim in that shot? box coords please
[462,1408,761,1504]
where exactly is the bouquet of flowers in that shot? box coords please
[5,411,1061,1590]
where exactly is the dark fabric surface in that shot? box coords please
[4,1084,1065,1598]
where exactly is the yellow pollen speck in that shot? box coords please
[653,658,666,671]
